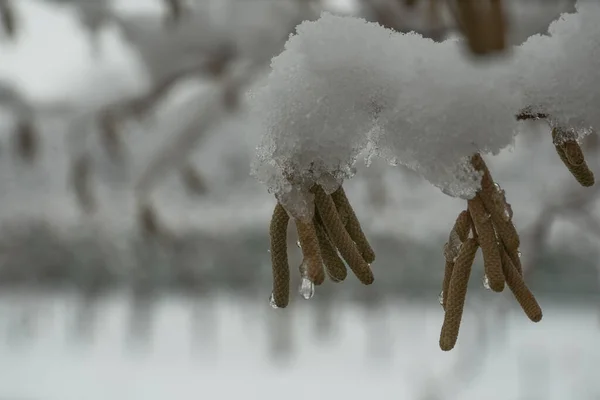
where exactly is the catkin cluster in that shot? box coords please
[439,153,542,351]
[269,185,375,308]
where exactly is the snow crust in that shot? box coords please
[251,3,599,218]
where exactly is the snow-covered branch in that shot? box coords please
[253,2,599,351]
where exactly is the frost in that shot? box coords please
[516,2,600,138]
[250,12,524,209]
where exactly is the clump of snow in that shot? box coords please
[372,37,521,199]
[516,1,600,140]
[250,14,400,219]
[250,12,523,216]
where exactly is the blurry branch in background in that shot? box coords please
[12,118,38,163]
[70,154,96,214]
[133,61,262,239]
[0,0,15,39]
[362,0,578,51]
[362,0,509,55]
[163,0,185,25]
[50,0,313,234]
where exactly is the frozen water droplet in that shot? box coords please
[267,248,271,253]
[296,240,302,249]
[299,277,314,300]
[269,293,279,309]
[482,275,491,290]
[438,291,444,307]
[517,250,522,258]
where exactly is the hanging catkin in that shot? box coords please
[296,219,326,285]
[315,217,348,282]
[552,128,595,187]
[331,187,376,263]
[500,249,542,322]
[270,203,291,308]
[314,186,374,284]
[468,195,504,292]
[439,238,479,351]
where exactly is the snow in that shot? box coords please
[373,40,520,200]
[0,293,598,400]
[250,12,523,216]
[516,2,600,137]
[250,13,395,219]
[251,3,600,212]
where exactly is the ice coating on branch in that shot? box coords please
[250,12,522,214]
[516,1,600,138]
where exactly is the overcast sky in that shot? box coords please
[0,0,156,103]
[0,0,356,103]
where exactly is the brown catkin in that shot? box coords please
[505,246,523,275]
[439,238,479,351]
[453,210,472,242]
[314,186,374,285]
[315,220,348,283]
[487,0,507,51]
[296,219,326,286]
[331,187,376,264]
[500,249,542,322]
[563,141,585,166]
[455,0,485,54]
[442,260,454,310]
[471,153,522,273]
[468,196,504,292]
[471,154,520,245]
[552,129,595,187]
[442,210,472,310]
[270,203,291,308]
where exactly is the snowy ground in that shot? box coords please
[0,292,598,400]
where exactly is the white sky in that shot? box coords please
[0,0,356,103]
[0,0,149,103]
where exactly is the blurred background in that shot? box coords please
[0,0,599,399]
